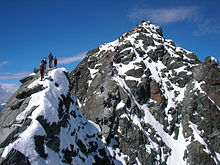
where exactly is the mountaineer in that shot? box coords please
[48,52,54,68]
[41,58,47,69]
[39,62,45,81]
[54,57,57,67]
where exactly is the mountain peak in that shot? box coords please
[0,21,219,165]
[95,20,164,56]
[69,22,220,164]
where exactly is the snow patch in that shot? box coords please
[116,101,125,110]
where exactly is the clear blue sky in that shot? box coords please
[0,0,220,90]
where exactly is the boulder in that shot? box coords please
[150,80,164,104]
[125,68,144,78]
[0,149,30,165]
[20,75,35,84]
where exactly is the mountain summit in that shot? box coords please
[69,21,220,165]
[0,21,219,165]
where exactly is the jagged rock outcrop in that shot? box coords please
[0,68,118,165]
[193,56,220,107]
[69,21,220,165]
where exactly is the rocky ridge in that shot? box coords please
[0,68,118,165]
[69,21,220,165]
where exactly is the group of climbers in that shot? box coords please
[39,52,58,81]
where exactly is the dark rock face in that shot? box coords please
[150,80,165,104]
[0,149,31,165]
[193,56,220,107]
[69,21,220,164]
[20,75,35,84]
[185,141,216,165]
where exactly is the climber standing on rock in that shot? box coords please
[53,57,57,67]
[39,62,45,81]
[41,58,47,69]
[48,52,53,68]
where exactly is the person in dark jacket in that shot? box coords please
[41,58,47,69]
[48,52,53,68]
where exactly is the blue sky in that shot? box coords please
[0,0,220,92]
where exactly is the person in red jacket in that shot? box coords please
[53,57,57,67]
[39,63,45,81]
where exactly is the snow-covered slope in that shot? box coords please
[0,68,119,165]
[69,21,220,165]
